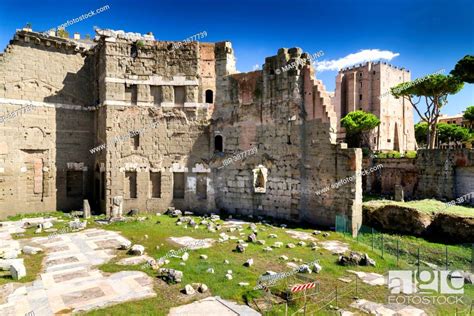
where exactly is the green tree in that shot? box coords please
[463,105,474,131]
[436,123,470,145]
[391,74,464,149]
[341,110,380,148]
[451,55,474,84]
[414,122,429,147]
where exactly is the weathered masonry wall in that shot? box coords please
[364,149,474,203]
[211,47,362,234]
[94,32,218,216]
[0,29,363,232]
[0,31,95,218]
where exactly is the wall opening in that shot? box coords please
[173,172,185,199]
[205,89,214,103]
[66,170,83,197]
[125,171,137,199]
[125,85,138,105]
[150,171,161,198]
[174,86,185,106]
[215,135,223,152]
[32,158,43,195]
[151,86,162,105]
[130,134,139,150]
[196,173,207,200]
[253,165,268,193]
[255,171,265,188]
[100,171,105,200]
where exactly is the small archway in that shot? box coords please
[215,135,223,152]
[205,89,214,103]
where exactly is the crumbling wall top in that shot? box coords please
[94,28,155,42]
[10,29,95,54]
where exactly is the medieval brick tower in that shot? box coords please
[334,61,416,152]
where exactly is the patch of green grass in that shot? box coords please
[364,198,474,217]
[83,215,470,315]
[3,213,471,315]
[0,252,45,286]
[6,210,67,221]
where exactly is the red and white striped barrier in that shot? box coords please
[290,282,317,293]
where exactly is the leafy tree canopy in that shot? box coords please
[391,74,464,149]
[341,110,380,135]
[392,74,463,99]
[437,123,471,143]
[463,105,474,122]
[341,111,380,148]
[451,55,474,84]
[414,122,429,145]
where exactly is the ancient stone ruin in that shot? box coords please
[0,28,362,234]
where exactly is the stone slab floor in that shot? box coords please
[0,219,156,315]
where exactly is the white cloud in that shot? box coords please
[315,49,400,72]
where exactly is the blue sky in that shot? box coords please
[0,0,472,116]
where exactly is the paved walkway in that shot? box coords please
[0,219,156,315]
[350,298,427,316]
[168,296,261,316]
[347,270,386,286]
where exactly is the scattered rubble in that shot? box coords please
[338,252,376,267]
[159,268,183,283]
[128,244,145,256]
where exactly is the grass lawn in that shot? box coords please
[2,211,473,315]
[364,198,474,217]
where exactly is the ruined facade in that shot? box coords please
[334,62,416,153]
[0,28,362,234]
[364,149,474,203]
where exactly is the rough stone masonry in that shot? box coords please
[0,28,362,235]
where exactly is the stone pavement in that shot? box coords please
[168,236,216,249]
[346,270,386,286]
[319,240,350,254]
[168,296,261,316]
[0,219,156,315]
[285,230,317,241]
[350,299,427,315]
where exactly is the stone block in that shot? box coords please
[10,261,26,280]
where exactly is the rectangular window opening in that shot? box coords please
[125,171,137,199]
[131,134,139,150]
[173,172,185,199]
[66,170,83,197]
[196,173,207,200]
[174,86,185,106]
[150,172,162,198]
[151,86,162,105]
[125,85,138,105]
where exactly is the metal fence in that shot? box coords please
[335,215,473,272]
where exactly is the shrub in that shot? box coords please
[362,147,372,157]
[388,151,401,158]
[405,150,417,159]
[377,152,387,159]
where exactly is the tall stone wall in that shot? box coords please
[0,31,95,218]
[211,47,362,234]
[94,32,217,216]
[0,29,363,232]
[364,149,474,203]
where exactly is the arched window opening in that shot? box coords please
[205,90,214,103]
[215,135,223,152]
